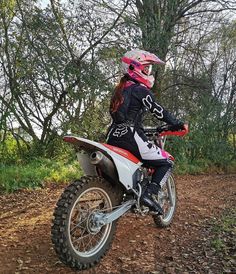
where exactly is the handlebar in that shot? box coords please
[144,124,189,137]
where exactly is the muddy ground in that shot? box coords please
[0,174,235,274]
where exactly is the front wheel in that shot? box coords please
[51,176,122,271]
[153,175,177,228]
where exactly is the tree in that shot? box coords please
[0,0,129,158]
[134,0,236,94]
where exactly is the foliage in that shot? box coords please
[0,0,236,192]
[0,0,126,151]
[67,96,111,141]
[0,133,28,164]
[167,130,236,174]
[0,158,82,193]
[0,131,75,164]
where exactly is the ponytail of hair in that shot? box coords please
[110,75,128,113]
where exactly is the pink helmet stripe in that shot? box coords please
[121,57,144,69]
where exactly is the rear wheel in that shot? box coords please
[51,176,122,270]
[153,175,177,228]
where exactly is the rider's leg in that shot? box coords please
[107,128,172,214]
[141,160,173,214]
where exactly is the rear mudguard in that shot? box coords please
[63,136,142,191]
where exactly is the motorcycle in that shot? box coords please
[51,125,188,271]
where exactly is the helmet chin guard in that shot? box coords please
[121,49,165,88]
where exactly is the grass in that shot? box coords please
[175,159,236,175]
[0,158,83,193]
[210,209,236,253]
[203,210,236,273]
[0,156,235,193]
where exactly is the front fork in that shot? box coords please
[159,176,174,207]
[166,177,174,206]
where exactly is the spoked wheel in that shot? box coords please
[51,176,122,271]
[153,175,177,227]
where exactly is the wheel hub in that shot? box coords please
[86,212,104,234]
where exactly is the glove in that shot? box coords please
[169,122,185,131]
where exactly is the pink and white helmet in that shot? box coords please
[121,49,165,89]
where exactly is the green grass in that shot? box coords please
[210,209,236,252]
[0,156,235,193]
[211,238,225,252]
[175,159,236,175]
[0,158,83,193]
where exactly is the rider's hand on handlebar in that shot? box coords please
[167,123,183,132]
[145,123,189,135]
[169,123,188,132]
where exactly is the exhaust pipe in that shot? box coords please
[90,151,117,181]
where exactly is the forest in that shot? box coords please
[0,0,236,192]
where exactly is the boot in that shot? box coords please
[141,183,163,215]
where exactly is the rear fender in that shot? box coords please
[63,136,142,190]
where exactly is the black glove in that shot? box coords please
[169,122,185,131]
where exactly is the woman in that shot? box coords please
[107,49,186,215]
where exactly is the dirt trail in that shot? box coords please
[0,174,235,274]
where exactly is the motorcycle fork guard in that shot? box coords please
[166,178,174,206]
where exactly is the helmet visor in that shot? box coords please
[142,64,152,76]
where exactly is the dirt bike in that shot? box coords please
[51,124,188,271]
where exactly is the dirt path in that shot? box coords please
[0,174,235,274]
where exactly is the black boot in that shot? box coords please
[141,183,163,215]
